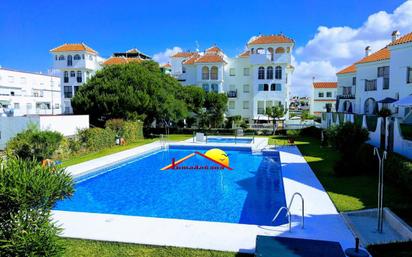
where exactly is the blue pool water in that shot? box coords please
[55,147,287,226]
[207,137,253,144]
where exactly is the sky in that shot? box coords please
[0,0,411,96]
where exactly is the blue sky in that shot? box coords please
[0,0,410,95]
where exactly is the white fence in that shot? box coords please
[321,112,412,160]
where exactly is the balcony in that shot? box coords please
[249,53,291,65]
[365,79,377,91]
[227,90,237,98]
[338,94,355,100]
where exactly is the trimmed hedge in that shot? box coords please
[106,119,144,143]
[354,114,363,127]
[78,127,116,151]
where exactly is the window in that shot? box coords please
[407,67,412,83]
[74,86,80,95]
[26,103,32,110]
[58,55,65,60]
[182,67,186,73]
[364,98,377,114]
[70,71,75,77]
[64,86,73,98]
[267,47,274,61]
[318,92,324,97]
[266,66,273,80]
[275,47,285,54]
[82,54,85,59]
[258,84,264,91]
[202,84,209,92]
[243,101,249,109]
[10,91,15,96]
[271,83,281,91]
[55,103,60,109]
[64,71,69,83]
[202,66,209,80]
[275,66,282,79]
[89,55,93,60]
[243,84,250,93]
[263,84,269,91]
[377,66,389,78]
[229,68,236,76]
[55,55,58,60]
[352,77,356,86]
[67,55,73,66]
[258,67,265,79]
[257,101,265,114]
[243,68,250,76]
[229,101,235,109]
[365,79,377,91]
[74,54,81,60]
[77,71,82,83]
[211,84,218,92]
[210,66,218,80]
[14,103,20,109]
[326,92,332,97]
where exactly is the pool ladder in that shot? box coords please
[272,192,304,232]
[160,134,168,150]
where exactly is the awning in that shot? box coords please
[393,95,412,107]
[0,100,11,106]
[377,97,397,104]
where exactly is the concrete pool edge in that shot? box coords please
[54,144,356,253]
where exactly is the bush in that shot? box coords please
[0,158,74,256]
[400,123,412,140]
[354,114,363,127]
[300,126,322,139]
[385,152,412,193]
[326,122,369,176]
[106,119,144,143]
[78,127,116,151]
[366,115,378,131]
[6,125,64,161]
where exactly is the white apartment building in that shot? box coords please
[50,43,105,114]
[336,31,412,119]
[170,34,294,123]
[310,82,337,116]
[0,67,61,117]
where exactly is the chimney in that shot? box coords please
[365,46,371,57]
[391,30,400,42]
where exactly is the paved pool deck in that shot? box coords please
[52,143,356,254]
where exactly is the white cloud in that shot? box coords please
[293,0,412,96]
[152,46,183,64]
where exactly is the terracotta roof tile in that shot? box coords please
[356,47,390,64]
[194,54,226,64]
[337,64,356,74]
[50,43,97,54]
[238,50,250,58]
[388,31,412,46]
[248,34,294,45]
[313,82,337,89]
[162,63,171,68]
[182,53,201,65]
[206,46,222,53]
[103,57,142,65]
[171,52,195,58]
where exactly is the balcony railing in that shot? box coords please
[338,94,355,99]
[227,90,237,98]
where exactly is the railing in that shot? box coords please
[272,192,304,231]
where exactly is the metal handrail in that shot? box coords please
[272,192,304,231]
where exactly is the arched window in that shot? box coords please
[59,55,65,60]
[364,98,377,115]
[258,67,265,80]
[182,66,186,73]
[267,47,274,61]
[76,71,82,83]
[74,54,81,60]
[267,66,273,80]
[63,71,69,83]
[67,55,73,66]
[275,47,285,54]
[210,66,218,80]
[70,71,75,77]
[256,48,265,54]
[251,48,254,54]
[202,66,210,80]
[275,66,282,79]
[286,47,291,53]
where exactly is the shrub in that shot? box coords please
[385,152,412,193]
[326,122,369,176]
[0,158,74,256]
[6,126,64,161]
[105,119,143,143]
[300,126,322,139]
[78,127,116,151]
[354,114,363,127]
[287,129,300,139]
[365,115,378,132]
[400,123,412,140]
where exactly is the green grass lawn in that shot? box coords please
[269,136,412,223]
[63,239,251,257]
[61,134,192,168]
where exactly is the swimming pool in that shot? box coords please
[56,146,287,226]
[206,137,253,144]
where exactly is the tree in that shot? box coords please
[265,105,286,134]
[204,92,228,128]
[71,61,188,126]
